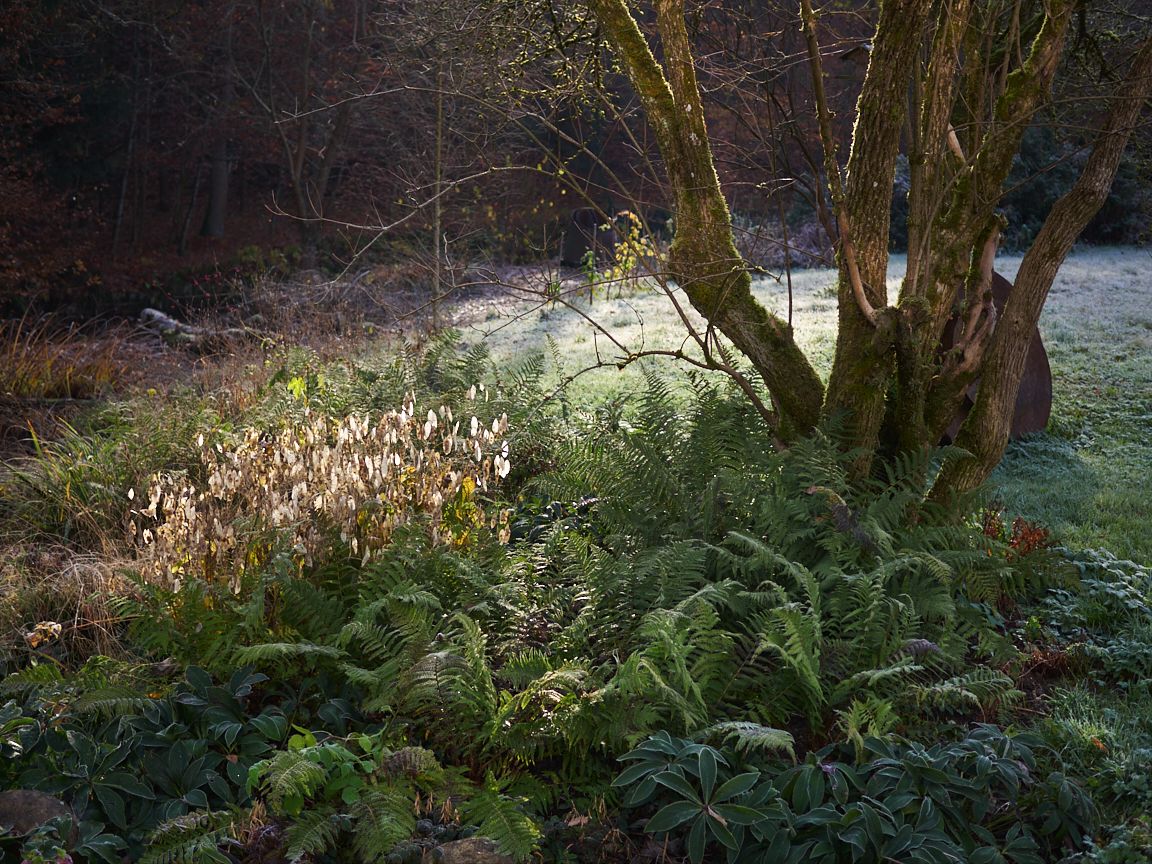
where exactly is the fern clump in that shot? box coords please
[142,810,238,864]
[246,732,541,862]
[521,375,1038,736]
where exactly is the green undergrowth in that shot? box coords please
[465,248,1152,562]
[0,334,1147,862]
[1019,550,1152,861]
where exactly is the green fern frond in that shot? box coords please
[0,661,65,695]
[141,809,236,864]
[403,621,497,745]
[496,649,554,689]
[909,668,1021,713]
[68,687,152,717]
[406,650,469,705]
[251,749,329,813]
[459,775,542,863]
[380,746,443,782]
[695,721,795,758]
[284,806,340,864]
[349,786,416,862]
[836,696,900,761]
[828,658,923,706]
[338,660,403,713]
[232,641,345,668]
[280,574,354,641]
[720,531,814,594]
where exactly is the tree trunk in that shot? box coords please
[432,61,445,329]
[201,21,235,239]
[585,0,1145,495]
[178,162,205,256]
[589,0,824,437]
[112,57,139,259]
[200,136,231,238]
[820,0,933,474]
[935,35,1152,498]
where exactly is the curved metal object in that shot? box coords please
[941,271,1052,443]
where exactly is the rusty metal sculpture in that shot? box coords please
[941,271,1052,443]
[560,207,617,267]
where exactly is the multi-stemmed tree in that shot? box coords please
[581,0,1151,497]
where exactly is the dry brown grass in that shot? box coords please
[0,316,128,401]
[0,543,130,668]
[0,315,195,455]
[0,317,132,449]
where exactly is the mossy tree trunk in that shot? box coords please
[590,0,824,437]
[816,0,933,474]
[586,0,1150,497]
[935,34,1152,497]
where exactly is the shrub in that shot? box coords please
[130,394,511,592]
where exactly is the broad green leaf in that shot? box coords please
[226,759,248,786]
[94,786,127,831]
[100,772,155,799]
[623,776,658,808]
[614,762,661,787]
[687,815,708,864]
[699,747,717,802]
[713,803,768,826]
[708,814,739,850]
[645,801,701,834]
[861,802,884,850]
[715,771,760,803]
[185,666,213,691]
[653,770,703,804]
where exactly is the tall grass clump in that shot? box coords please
[0,546,127,672]
[1,393,220,551]
[0,316,126,401]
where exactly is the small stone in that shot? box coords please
[0,790,71,836]
[432,837,515,864]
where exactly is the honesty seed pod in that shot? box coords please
[132,395,514,590]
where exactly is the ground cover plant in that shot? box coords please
[468,248,1152,562]
[0,298,1149,862]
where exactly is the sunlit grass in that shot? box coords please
[461,247,1152,562]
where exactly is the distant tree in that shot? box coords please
[230,0,370,266]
